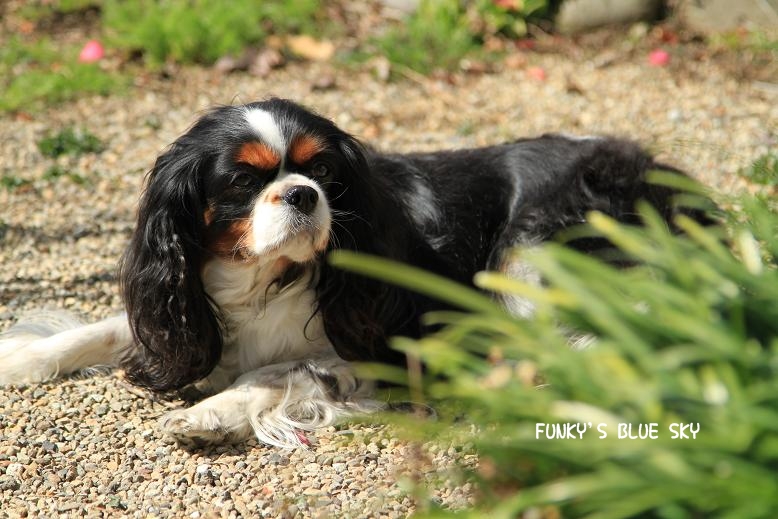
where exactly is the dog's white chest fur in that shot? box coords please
[202,259,331,380]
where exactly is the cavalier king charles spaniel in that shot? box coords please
[0,98,707,448]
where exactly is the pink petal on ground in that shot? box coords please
[494,0,520,9]
[295,429,312,446]
[648,49,670,67]
[79,40,105,63]
[526,66,546,81]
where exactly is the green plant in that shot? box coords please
[38,127,105,158]
[374,0,478,74]
[0,36,58,85]
[331,188,778,517]
[102,0,321,66]
[710,29,778,53]
[253,0,324,35]
[42,165,89,185]
[371,0,554,74]
[19,0,103,21]
[740,152,778,187]
[0,174,31,190]
[469,0,554,39]
[1,66,120,113]
[0,37,123,113]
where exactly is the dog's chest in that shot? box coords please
[203,261,331,373]
[228,287,329,369]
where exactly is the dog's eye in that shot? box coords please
[231,173,256,188]
[310,162,330,179]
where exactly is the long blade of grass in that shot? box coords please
[329,250,504,315]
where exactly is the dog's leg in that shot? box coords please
[159,355,377,448]
[0,313,131,384]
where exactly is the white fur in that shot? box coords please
[497,242,543,319]
[243,107,286,154]
[158,257,374,448]
[199,259,330,388]
[160,354,376,448]
[250,173,332,261]
[405,177,441,229]
[0,314,131,384]
[499,258,541,319]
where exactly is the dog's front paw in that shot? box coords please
[159,408,230,447]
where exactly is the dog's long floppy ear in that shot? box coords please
[118,135,222,392]
[317,134,425,366]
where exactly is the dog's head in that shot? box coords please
[119,98,389,391]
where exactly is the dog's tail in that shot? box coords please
[0,312,131,384]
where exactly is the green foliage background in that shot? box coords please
[1,0,559,111]
[101,0,321,67]
[373,0,554,73]
[0,36,122,113]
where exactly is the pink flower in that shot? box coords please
[78,40,105,63]
[494,0,520,9]
[648,49,670,67]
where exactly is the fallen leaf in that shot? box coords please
[19,20,35,34]
[249,48,284,77]
[214,55,247,74]
[460,59,489,74]
[287,35,335,61]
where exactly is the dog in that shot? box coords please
[0,98,706,448]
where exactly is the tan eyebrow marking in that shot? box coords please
[290,134,325,164]
[235,141,281,170]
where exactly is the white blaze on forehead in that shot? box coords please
[243,108,286,154]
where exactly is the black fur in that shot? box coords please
[119,98,710,391]
[118,114,223,391]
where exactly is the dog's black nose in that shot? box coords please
[283,185,319,213]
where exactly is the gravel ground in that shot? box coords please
[0,44,775,517]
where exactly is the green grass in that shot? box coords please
[472,0,554,38]
[0,174,32,190]
[710,29,778,53]
[740,152,778,187]
[35,127,102,186]
[371,0,553,74]
[1,1,323,112]
[42,165,89,185]
[0,36,124,113]
[332,183,778,517]
[101,0,321,67]
[17,0,102,22]
[1,66,120,113]
[373,0,479,74]
[38,127,105,158]
[0,126,99,190]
